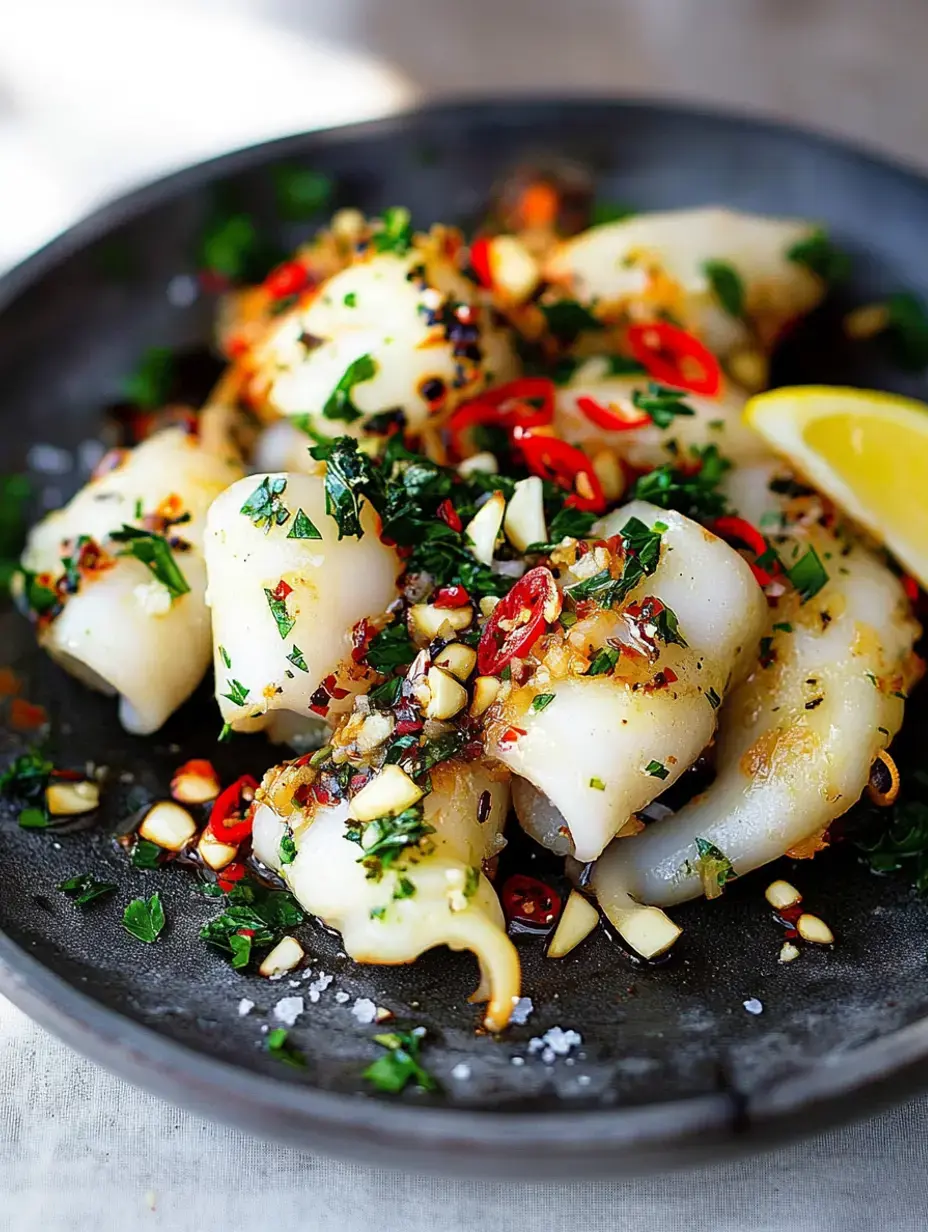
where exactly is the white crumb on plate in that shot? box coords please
[743,998,764,1015]
[351,997,378,1024]
[307,972,334,1003]
[509,996,534,1025]
[237,998,255,1018]
[528,1027,583,1064]
[451,1063,471,1081]
[273,996,304,1027]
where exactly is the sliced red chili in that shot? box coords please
[501,874,562,932]
[433,584,471,609]
[208,775,259,846]
[477,565,561,675]
[575,394,650,432]
[712,515,781,586]
[447,377,555,456]
[217,861,247,893]
[513,427,606,513]
[469,236,494,288]
[264,260,310,300]
[436,499,463,533]
[627,322,722,397]
[901,574,920,604]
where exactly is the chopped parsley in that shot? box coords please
[221,678,250,707]
[219,645,232,669]
[702,260,745,318]
[310,436,381,540]
[540,299,601,343]
[239,477,290,533]
[200,877,305,967]
[122,892,165,943]
[323,354,378,423]
[566,517,665,611]
[1,749,54,828]
[365,621,416,673]
[121,347,174,409]
[694,837,736,897]
[530,693,556,713]
[463,866,480,898]
[266,1027,307,1069]
[654,605,687,647]
[363,1027,437,1094]
[632,382,697,429]
[645,760,669,780]
[786,545,829,602]
[786,228,850,284]
[630,445,731,520]
[272,166,332,220]
[264,584,295,639]
[587,646,620,676]
[372,206,413,256]
[393,876,417,901]
[110,526,189,598]
[57,873,117,907]
[772,621,793,633]
[345,806,435,882]
[344,291,357,308]
[589,777,606,791]
[287,508,322,540]
[131,838,163,869]
[18,808,48,830]
[368,675,403,709]
[527,504,597,552]
[279,834,297,865]
[0,474,30,595]
[287,644,309,673]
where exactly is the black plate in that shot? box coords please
[2,99,928,1178]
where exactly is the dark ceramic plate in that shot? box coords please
[2,99,928,1178]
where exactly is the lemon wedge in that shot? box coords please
[745,385,928,587]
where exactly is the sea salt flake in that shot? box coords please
[273,996,304,1027]
[528,1027,582,1063]
[334,991,350,1004]
[509,996,534,1025]
[743,998,764,1016]
[237,998,255,1018]
[511,1056,525,1067]
[451,1063,471,1081]
[307,972,334,1003]
[351,997,378,1024]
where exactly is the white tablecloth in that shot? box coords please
[5,2,928,1227]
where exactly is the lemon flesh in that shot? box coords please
[745,385,928,586]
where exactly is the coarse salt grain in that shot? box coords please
[510,996,534,1025]
[273,996,304,1027]
[237,999,254,1017]
[527,1027,582,1064]
[451,1063,472,1081]
[511,1056,525,1067]
[351,997,378,1024]
[307,972,334,1003]
[334,991,350,1004]
[743,998,764,1015]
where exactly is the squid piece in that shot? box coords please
[554,358,770,469]
[491,499,768,862]
[251,757,520,1031]
[239,233,518,437]
[594,467,921,925]
[204,472,401,737]
[543,207,825,356]
[18,429,242,734]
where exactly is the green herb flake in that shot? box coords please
[266,1027,307,1068]
[199,211,259,281]
[772,621,793,633]
[631,382,697,430]
[591,201,636,226]
[323,354,378,424]
[654,605,687,647]
[218,722,233,743]
[272,166,332,220]
[219,644,232,669]
[589,776,606,791]
[530,693,556,713]
[540,299,602,343]
[344,291,357,308]
[240,477,290,533]
[109,525,189,599]
[645,760,669,780]
[694,836,736,897]
[121,347,174,409]
[372,207,414,256]
[18,807,48,830]
[345,806,435,882]
[200,878,305,967]
[310,436,382,540]
[264,585,296,640]
[365,621,416,673]
[393,876,417,901]
[279,834,297,866]
[287,644,309,673]
[363,1027,437,1094]
[122,892,166,944]
[370,905,387,920]
[787,546,829,602]
[287,509,322,540]
[702,259,746,319]
[131,838,163,870]
[0,474,31,596]
[631,445,731,519]
[787,228,850,284]
[463,866,480,898]
[57,873,117,907]
[221,678,250,707]
[587,647,620,676]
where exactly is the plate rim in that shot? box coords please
[3,95,928,1175]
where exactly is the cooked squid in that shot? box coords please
[544,207,825,357]
[491,499,768,862]
[238,227,518,438]
[251,755,520,1031]
[204,471,400,738]
[18,429,242,734]
[554,358,770,469]
[593,466,921,933]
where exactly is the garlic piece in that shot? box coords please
[259,935,305,977]
[348,764,424,822]
[409,603,473,641]
[198,826,238,870]
[470,675,501,717]
[433,642,477,681]
[503,476,547,552]
[463,491,505,566]
[765,879,802,911]
[547,890,600,959]
[139,801,197,852]
[46,780,100,817]
[423,666,468,720]
[170,759,220,804]
[797,913,834,945]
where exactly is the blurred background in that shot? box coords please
[1,0,926,270]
